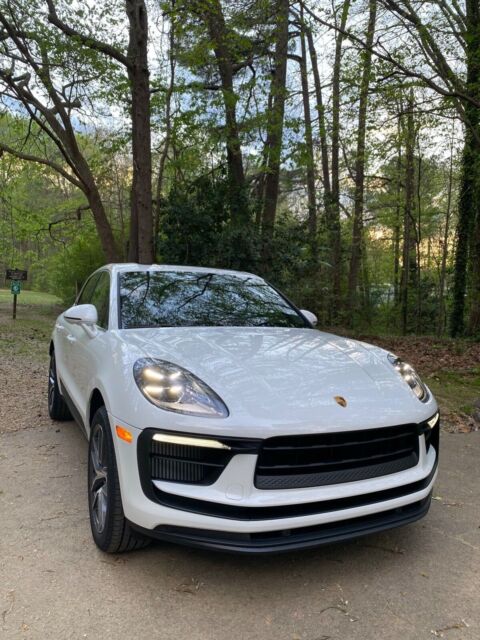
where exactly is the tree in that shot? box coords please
[347,0,377,317]
[400,91,417,334]
[181,0,253,224]
[260,0,290,270]
[329,0,351,311]
[371,0,480,334]
[46,0,154,263]
[0,1,120,261]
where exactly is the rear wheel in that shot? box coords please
[48,352,72,421]
[88,407,150,553]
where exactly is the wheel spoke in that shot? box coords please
[48,357,55,410]
[89,424,109,534]
[97,429,104,465]
[98,487,107,525]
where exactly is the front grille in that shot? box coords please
[255,424,420,490]
[151,463,437,520]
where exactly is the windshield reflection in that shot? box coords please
[119,271,308,329]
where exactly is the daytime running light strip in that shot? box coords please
[152,433,231,450]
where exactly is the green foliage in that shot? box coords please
[32,226,105,305]
[158,174,230,266]
[0,0,472,337]
[157,172,259,271]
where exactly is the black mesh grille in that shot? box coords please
[149,439,232,485]
[255,424,420,490]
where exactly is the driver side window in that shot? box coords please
[77,274,100,306]
[90,272,111,330]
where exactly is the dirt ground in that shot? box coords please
[1,298,479,640]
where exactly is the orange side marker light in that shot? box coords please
[116,425,133,443]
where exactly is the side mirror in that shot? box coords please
[300,309,318,326]
[64,303,98,325]
[64,304,98,337]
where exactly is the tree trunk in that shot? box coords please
[126,0,153,264]
[469,198,480,333]
[329,0,351,311]
[347,0,376,317]
[393,126,402,306]
[154,2,176,257]
[361,233,371,322]
[64,146,120,262]
[85,183,119,263]
[400,92,416,335]
[261,0,290,269]
[305,25,331,214]
[415,150,422,333]
[451,128,480,335]
[203,0,246,223]
[438,136,454,334]
[451,0,480,336]
[254,92,273,229]
[299,13,317,260]
[467,0,480,333]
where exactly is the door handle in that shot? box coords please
[55,324,66,332]
[66,335,77,343]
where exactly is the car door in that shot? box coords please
[56,272,100,401]
[65,271,111,424]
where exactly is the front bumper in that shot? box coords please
[110,414,439,553]
[128,493,433,554]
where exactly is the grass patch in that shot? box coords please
[0,288,60,305]
[426,368,480,422]
[0,290,62,361]
[0,315,56,360]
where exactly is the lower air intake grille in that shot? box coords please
[150,439,232,485]
[255,424,420,490]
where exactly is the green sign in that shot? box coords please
[11,281,21,295]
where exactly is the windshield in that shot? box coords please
[118,271,309,329]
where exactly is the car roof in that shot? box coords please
[100,263,262,281]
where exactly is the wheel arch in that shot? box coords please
[89,388,107,427]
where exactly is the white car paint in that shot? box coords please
[51,263,439,547]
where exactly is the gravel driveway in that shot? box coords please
[1,302,479,639]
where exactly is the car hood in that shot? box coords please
[115,327,435,434]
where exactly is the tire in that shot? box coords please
[88,407,150,553]
[48,351,72,421]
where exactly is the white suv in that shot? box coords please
[49,263,439,553]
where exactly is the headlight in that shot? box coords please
[133,358,229,418]
[387,354,429,402]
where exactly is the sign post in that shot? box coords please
[10,280,21,319]
[5,269,27,320]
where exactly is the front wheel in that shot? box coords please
[88,407,150,553]
[48,352,72,421]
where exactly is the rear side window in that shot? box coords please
[90,272,111,330]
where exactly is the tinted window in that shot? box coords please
[77,273,100,305]
[119,271,308,329]
[90,272,111,329]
